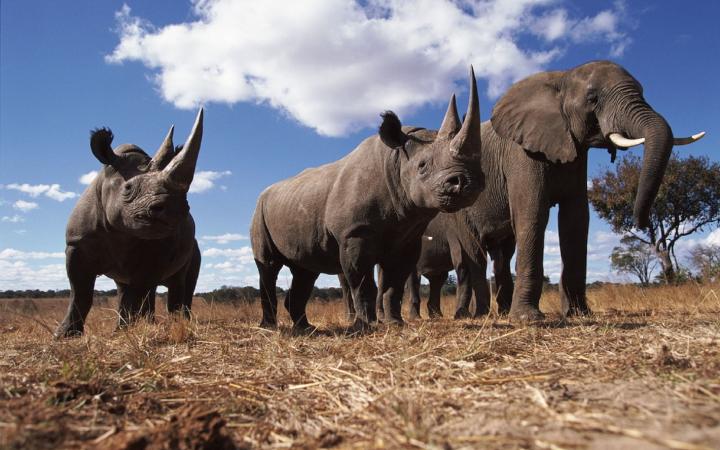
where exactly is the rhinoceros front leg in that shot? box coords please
[138,287,156,321]
[340,237,379,330]
[177,241,201,317]
[117,283,147,329]
[338,273,355,322]
[55,246,96,338]
[426,271,448,319]
[405,271,422,320]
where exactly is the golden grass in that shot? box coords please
[1,283,719,449]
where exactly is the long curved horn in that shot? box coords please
[608,133,644,148]
[149,125,175,171]
[164,108,203,191]
[673,131,705,146]
[450,66,481,156]
[437,94,461,140]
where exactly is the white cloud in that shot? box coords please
[0,248,65,260]
[704,228,720,246]
[13,200,39,212]
[189,170,231,194]
[201,233,248,244]
[107,0,631,137]
[4,183,77,201]
[79,171,98,185]
[1,215,25,223]
[202,246,255,264]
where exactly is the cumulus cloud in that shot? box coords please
[0,248,65,260]
[189,170,231,194]
[13,200,39,212]
[4,183,77,201]
[79,171,98,185]
[202,246,255,264]
[201,233,248,244]
[1,215,25,223]
[107,0,631,136]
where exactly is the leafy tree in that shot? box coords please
[610,235,657,285]
[589,154,720,283]
[687,243,720,282]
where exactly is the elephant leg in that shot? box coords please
[256,260,282,329]
[117,282,147,329]
[426,272,447,319]
[286,266,320,333]
[341,238,379,329]
[338,273,355,322]
[558,197,592,317]
[138,287,156,321]
[491,237,515,315]
[471,255,491,318]
[406,271,422,320]
[55,246,96,338]
[510,207,549,322]
[375,265,385,322]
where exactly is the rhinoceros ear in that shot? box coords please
[90,128,118,166]
[378,111,408,149]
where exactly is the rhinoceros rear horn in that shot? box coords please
[90,128,118,166]
[437,94,461,140]
[149,125,175,171]
[450,66,481,157]
[163,108,203,191]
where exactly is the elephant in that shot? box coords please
[413,60,703,322]
[55,109,204,337]
[251,69,483,332]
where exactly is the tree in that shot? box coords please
[610,236,657,286]
[589,154,720,284]
[687,243,720,282]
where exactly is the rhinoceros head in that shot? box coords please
[378,68,482,213]
[89,109,203,239]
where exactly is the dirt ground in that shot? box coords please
[0,284,718,449]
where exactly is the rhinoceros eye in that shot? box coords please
[121,181,140,202]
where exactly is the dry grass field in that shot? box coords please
[1,284,719,450]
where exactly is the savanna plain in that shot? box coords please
[1,284,719,450]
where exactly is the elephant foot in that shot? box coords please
[454,307,472,320]
[509,305,545,324]
[54,322,83,339]
[259,319,278,330]
[407,307,421,321]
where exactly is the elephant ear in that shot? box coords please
[491,71,577,163]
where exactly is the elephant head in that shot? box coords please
[380,67,482,213]
[90,109,204,239]
[491,60,704,229]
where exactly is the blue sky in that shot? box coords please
[1,0,718,291]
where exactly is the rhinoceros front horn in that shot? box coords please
[163,108,203,191]
[149,125,175,171]
[450,66,481,157]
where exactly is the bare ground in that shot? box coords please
[0,284,718,449]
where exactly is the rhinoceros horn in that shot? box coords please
[450,66,481,157]
[437,93,461,140]
[163,108,203,191]
[149,125,175,171]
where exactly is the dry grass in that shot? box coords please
[1,284,719,449]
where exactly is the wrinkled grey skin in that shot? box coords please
[251,70,483,332]
[427,60,684,322]
[54,110,204,338]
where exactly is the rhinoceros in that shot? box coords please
[251,69,483,332]
[55,109,204,338]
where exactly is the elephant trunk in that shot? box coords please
[623,107,673,229]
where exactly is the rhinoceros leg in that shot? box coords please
[138,288,156,321]
[179,242,201,317]
[375,265,385,322]
[286,266,319,334]
[406,271,422,320]
[340,237,379,330]
[256,260,282,329]
[470,256,490,318]
[491,237,515,316]
[55,246,96,338]
[338,273,355,322]
[117,282,147,328]
[426,271,448,319]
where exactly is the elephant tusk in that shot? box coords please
[608,133,645,148]
[673,131,706,146]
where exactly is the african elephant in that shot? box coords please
[55,110,204,337]
[251,69,483,332]
[451,60,703,321]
